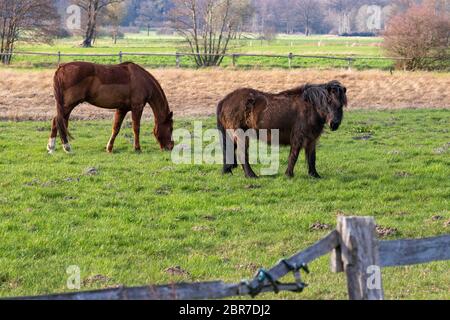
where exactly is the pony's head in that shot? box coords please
[154,111,174,151]
[303,81,347,131]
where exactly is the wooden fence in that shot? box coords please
[0,51,409,69]
[7,216,449,300]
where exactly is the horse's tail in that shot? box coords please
[53,68,73,141]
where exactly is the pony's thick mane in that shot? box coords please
[277,80,347,110]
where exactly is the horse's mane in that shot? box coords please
[276,80,347,110]
[127,62,172,123]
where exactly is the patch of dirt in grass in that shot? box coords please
[444,219,450,228]
[395,171,413,178]
[192,225,212,232]
[309,222,331,231]
[376,225,398,237]
[433,142,450,155]
[245,184,261,190]
[1,69,449,121]
[235,262,259,273]
[82,274,112,286]
[352,134,373,141]
[155,185,171,195]
[83,167,99,176]
[165,266,190,277]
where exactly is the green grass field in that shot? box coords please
[0,109,449,299]
[9,32,394,70]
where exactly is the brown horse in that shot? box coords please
[48,62,174,154]
[217,81,347,178]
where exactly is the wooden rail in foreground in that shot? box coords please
[6,217,449,300]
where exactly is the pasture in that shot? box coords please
[0,109,449,299]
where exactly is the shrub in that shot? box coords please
[383,4,450,70]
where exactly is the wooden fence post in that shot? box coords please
[335,216,384,300]
[176,53,181,68]
[57,51,61,66]
[232,54,237,67]
[347,58,353,70]
[119,51,123,63]
[288,53,293,69]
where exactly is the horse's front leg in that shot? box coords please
[107,109,128,153]
[238,135,258,179]
[305,140,321,179]
[285,144,302,178]
[131,107,144,152]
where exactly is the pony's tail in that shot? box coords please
[53,68,73,141]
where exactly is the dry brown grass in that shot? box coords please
[1,68,449,121]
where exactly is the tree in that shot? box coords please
[294,0,324,35]
[169,0,253,67]
[0,0,59,64]
[383,2,450,70]
[75,0,124,47]
[104,1,128,43]
[136,0,168,35]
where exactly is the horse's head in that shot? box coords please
[303,81,347,132]
[154,111,174,151]
[324,81,347,131]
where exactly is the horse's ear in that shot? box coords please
[168,111,174,120]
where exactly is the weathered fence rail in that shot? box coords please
[5,217,450,300]
[0,50,409,69]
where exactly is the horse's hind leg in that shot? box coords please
[47,117,58,154]
[107,109,128,153]
[220,127,236,174]
[61,106,76,153]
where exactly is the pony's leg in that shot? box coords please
[107,109,128,153]
[305,141,321,179]
[286,144,302,178]
[220,127,236,174]
[131,107,144,152]
[238,136,258,179]
[47,117,58,154]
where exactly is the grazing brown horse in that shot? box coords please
[217,81,347,178]
[48,62,174,154]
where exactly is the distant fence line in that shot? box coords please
[0,50,413,69]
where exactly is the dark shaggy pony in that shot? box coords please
[217,81,347,178]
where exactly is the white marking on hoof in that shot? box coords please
[106,140,113,153]
[47,138,56,154]
[63,143,72,153]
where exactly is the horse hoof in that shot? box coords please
[63,143,72,154]
[47,138,56,153]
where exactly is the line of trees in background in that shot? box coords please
[1,0,449,69]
